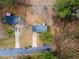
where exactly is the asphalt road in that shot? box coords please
[0,45,51,57]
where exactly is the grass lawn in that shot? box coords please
[0,38,15,49]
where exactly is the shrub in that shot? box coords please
[18,51,58,59]
[39,32,53,44]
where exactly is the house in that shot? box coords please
[32,23,47,33]
[5,16,21,25]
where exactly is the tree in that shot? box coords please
[39,32,53,44]
[1,0,14,10]
[0,0,14,10]
[0,0,5,20]
[4,0,14,10]
[0,0,14,20]
[55,0,79,20]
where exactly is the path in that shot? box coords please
[15,28,20,48]
[15,23,23,48]
[32,32,38,47]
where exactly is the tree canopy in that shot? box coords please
[55,0,79,20]
[0,0,14,9]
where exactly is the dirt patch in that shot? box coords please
[20,27,32,48]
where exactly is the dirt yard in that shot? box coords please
[9,0,55,48]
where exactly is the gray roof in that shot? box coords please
[32,24,47,32]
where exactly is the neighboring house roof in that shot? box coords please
[32,24,47,32]
[5,16,21,25]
